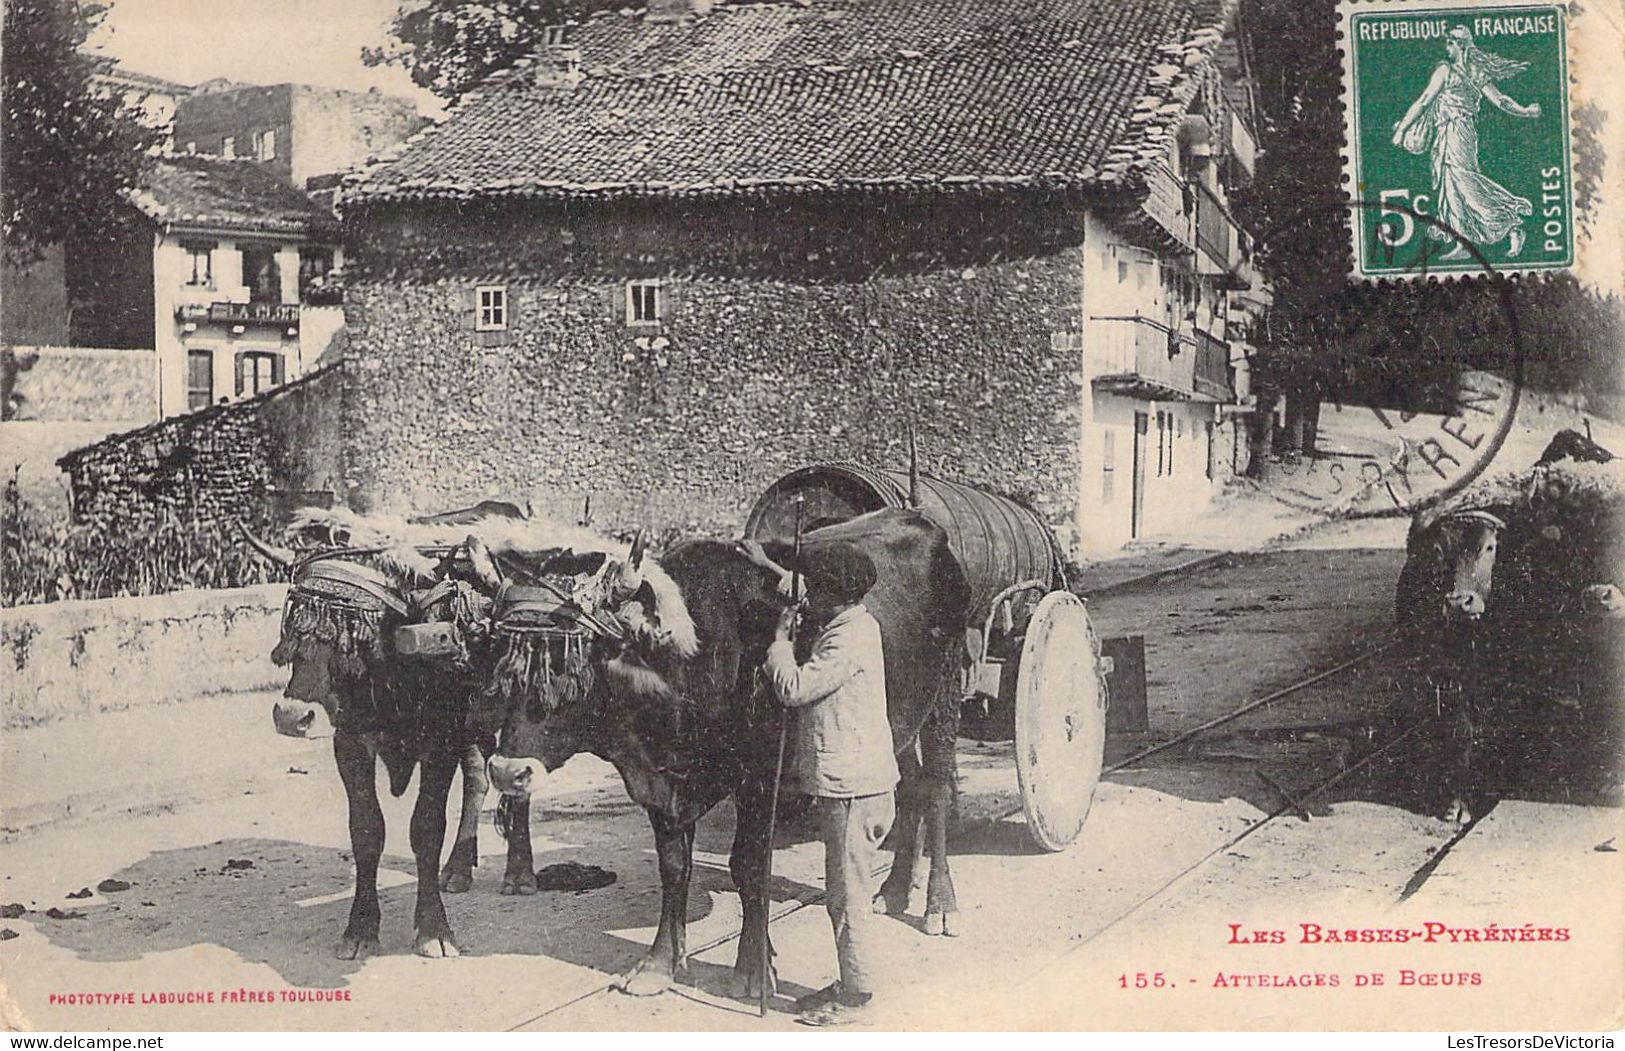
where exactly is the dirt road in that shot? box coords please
[3,533,1619,1032]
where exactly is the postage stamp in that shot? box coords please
[1340,0,1575,279]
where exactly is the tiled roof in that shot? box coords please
[130,155,340,237]
[350,0,1233,202]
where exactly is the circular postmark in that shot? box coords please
[1236,197,1525,521]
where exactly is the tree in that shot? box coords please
[1232,0,1619,468]
[362,0,622,104]
[1,0,158,263]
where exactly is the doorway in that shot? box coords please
[1131,411,1149,539]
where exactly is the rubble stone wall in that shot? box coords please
[342,196,1090,549]
[61,365,341,530]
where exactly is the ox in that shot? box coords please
[245,511,539,958]
[486,508,970,1000]
[1395,433,1623,823]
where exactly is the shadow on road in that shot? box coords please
[24,822,822,992]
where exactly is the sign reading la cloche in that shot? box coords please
[176,302,300,326]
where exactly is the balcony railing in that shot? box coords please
[1090,315,1194,399]
[1091,316,1234,403]
[1193,330,1234,402]
[1192,183,1253,289]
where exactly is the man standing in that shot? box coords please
[760,541,897,1027]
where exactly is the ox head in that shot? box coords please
[488,538,780,799]
[1426,509,1509,623]
[269,559,410,738]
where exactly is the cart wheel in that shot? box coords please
[1014,591,1108,852]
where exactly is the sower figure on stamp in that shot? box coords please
[1392,24,1541,259]
[757,541,898,1027]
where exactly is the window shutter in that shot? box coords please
[235,352,247,396]
[272,353,285,386]
[459,287,478,332]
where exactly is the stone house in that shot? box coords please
[174,82,427,192]
[337,0,1264,555]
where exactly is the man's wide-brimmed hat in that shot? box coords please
[792,543,877,604]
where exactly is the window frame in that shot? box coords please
[626,280,661,327]
[258,129,276,161]
[476,285,508,331]
[222,135,236,159]
[181,241,213,288]
[186,348,214,411]
[237,351,281,397]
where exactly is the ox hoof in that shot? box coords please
[1442,799,1473,826]
[501,873,538,896]
[439,869,473,894]
[727,964,778,1002]
[619,961,675,997]
[333,934,380,960]
[414,931,462,958]
[871,893,908,916]
[922,911,959,936]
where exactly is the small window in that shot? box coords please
[626,281,660,326]
[476,285,507,331]
[222,136,236,159]
[182,242,213,287]
[185,141,197,155]
[257,129,276,161]
[299,247,333,299]
[187,349,214,411]
[236,351,282,397]
[242,245,280,303]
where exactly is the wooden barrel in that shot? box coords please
[742,461,1064,621]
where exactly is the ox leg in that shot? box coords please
[621,810,694,996]
[440,743,486,894]
[728,775,779,1002]
[501,795,537,896]
[920,708,960,937]
[873,749,920,917]
[334,731,384,960]
[411,755,461,958]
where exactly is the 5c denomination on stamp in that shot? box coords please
[1340,0,1575,279]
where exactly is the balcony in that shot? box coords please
[1193,183,1252,290]
[1193,330,1234,402]
[1091,317,1234,404]
[1090,315,1195,400]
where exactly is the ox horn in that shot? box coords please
[235,518,295,569]
[464,533,504,592]
[1449,509,1508,532]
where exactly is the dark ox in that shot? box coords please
[1397,509,1510,627]
[487,508,970,1000]
[248,516,538,959]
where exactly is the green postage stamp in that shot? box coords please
[1341,0,1574,279]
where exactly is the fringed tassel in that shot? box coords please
[485,631,597,717]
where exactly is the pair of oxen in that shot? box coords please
[1394,430,1624,823]
[247,503,968,999]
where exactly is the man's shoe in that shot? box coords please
[793,982,841,1013]
[796,996,874,1027]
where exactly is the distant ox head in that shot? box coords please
[1428,510,1509,623]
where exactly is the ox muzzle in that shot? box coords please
[487,755,547,797]
[272,698,330,739]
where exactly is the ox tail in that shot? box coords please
[495,794,514,842]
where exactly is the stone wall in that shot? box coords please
[1,583,286,729]
[61,364,342,531]
[3,345,157,423]
[341,195,1092,548]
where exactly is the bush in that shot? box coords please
[2,481,278,606]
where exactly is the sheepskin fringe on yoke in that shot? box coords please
[1423,459,1625,530]
[284,506,700,659]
